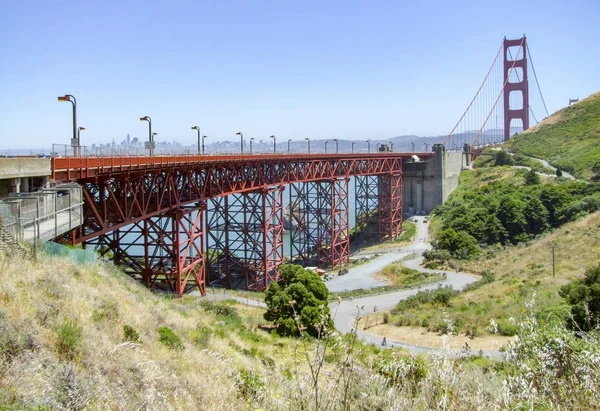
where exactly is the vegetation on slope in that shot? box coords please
[1,249,600,408]
[427,165,600,259]
[506,91,600,180]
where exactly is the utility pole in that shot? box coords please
[552,244,555,278]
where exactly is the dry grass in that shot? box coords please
[1,240,599,410]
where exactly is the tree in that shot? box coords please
[494,150,514,166]
[496,196,527,244]
[524,169,541,185]
[523,195,549,235]
[556,168,563,178]
[559,264,600,331]
[264,264,332,337]
[435,227,479,259]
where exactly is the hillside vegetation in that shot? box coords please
[506,91,600,180]
[2,249,600,409]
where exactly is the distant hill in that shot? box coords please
[507,91,600,180]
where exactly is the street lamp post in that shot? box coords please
[202,135,207,154]
[77,127,86,155]
[270,135,276,153]
[411,142,415,152]
[367,139,371,153]
[191,126,200,155]
[333,138,339,153]
[287,139,292,153]
[236,132,244,154]
[389,142,394,152]
[140,116,153,156]
[424,143,429,152]
[57,94,77,156]
[352,141,355,153]
[325,140,328,153]
[250,137,254,154]
[305,137,310,154]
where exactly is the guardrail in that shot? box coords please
[0,183,83,245]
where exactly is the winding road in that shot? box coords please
[326,217,499,356]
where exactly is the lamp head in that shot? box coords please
[202,135,207,139]
[78,127,86,131]
[191,126,199,130]
[140,116,150,122]
[270,135,275,138]
[57,95,70,102]
[236,132,242,136]
[152,132,158,136]
[305,137,309,141]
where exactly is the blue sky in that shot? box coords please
[1,0,598,149]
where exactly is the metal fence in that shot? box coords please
[0,183,83,244]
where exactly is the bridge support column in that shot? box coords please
[206,186,284,291]
[355,175,379,243]
[378,172,403,241]
[88,204,206,296]
[289,179,349,269]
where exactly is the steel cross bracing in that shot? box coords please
[52,154,416,295]
[354,175,379,242]
[378,172,403,241]
[205,187,284,291]
[69,156,405,243]
[87,205,206,295]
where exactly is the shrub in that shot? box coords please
[123,324,140,343]
[56,319,83,360]
[157,326,184,350]
[92,300,119,322]
[559,264,600,331]
[192,325,212,349]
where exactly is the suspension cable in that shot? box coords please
[443,42,504,146]
[527,43,549,117]
[471,38,525,146]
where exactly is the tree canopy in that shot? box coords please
[264,264,332,337]
[559,264,600,331]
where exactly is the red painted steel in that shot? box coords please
[503,36,529,141]
[355,175,379,242]
[378,172,403,240]
[87,205,206,295]
[205,187,284,291]
[52,153,421,295]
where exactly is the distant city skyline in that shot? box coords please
[1,1,598,149]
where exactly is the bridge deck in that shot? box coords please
[51,152,433,180]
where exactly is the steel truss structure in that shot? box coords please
[289,179,349,269]
[206,186,284,291]
[53,155,412,295]
[378,173,403,241]
[87,204,206,295]
[355,175,380,242]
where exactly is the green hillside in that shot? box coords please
[506,91,600,180]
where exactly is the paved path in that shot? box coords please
[325,217,497,356]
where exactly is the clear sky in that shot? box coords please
[1,0,598,149]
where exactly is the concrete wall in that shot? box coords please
[0,158,51,195]
[0,158,51,179]
[402,145,464,214]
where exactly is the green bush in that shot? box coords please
[123,324,140,343]
[264,264,332,338]
[56,319,83,360]
[157,326,184,350]
[559,264,600,331]
[496,320,518,336]
[192,325,212,349]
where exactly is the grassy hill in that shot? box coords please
[2,245,600,409]
[506,91,600,180]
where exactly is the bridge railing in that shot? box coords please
[0,183,83,245]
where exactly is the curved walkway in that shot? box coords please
[327,217,499,357]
